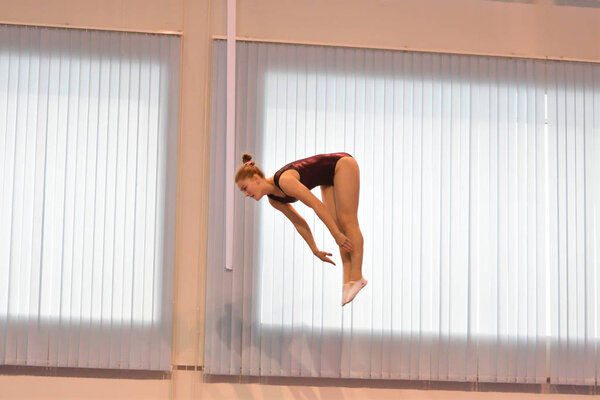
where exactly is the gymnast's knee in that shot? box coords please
[338,214,361,235]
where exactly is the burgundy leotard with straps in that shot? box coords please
[267,152,352,203]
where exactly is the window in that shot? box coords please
[0,25,180,370]
[206,41,600,384]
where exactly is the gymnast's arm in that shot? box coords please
[268,198,335,264]
[268,197,321,255]
[277,173,353,253]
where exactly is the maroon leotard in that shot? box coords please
[268,152,352,203]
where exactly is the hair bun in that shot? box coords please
[241,153,253,164]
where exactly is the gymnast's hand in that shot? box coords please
[334,232,353,253]
[314,250,335,265]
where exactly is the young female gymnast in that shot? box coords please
[235,152,367,306]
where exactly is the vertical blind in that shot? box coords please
[547,61,600,385]
[0,25,180,370]
[205,41,600,383]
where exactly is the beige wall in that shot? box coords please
[212,0,600,62]
[1,0,599,398]
[0,0,183,33]
[2,373,599,400]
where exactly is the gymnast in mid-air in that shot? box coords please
[235,152,367,306]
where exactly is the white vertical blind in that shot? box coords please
[0,25,180,370]
[547,61,600,385]
[205,40,600,384]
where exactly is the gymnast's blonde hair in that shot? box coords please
[234,153,265,183]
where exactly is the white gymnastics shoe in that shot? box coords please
[344,278,368,305]
[342,282,353,306]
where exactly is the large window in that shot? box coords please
[206,41,600,384]
[0,25,180,370]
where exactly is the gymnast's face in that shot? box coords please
[237,175,263,201]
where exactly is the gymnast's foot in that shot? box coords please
[344,277,368,305]
[342,282,353,306]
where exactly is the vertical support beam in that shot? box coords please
[225,0,236,271]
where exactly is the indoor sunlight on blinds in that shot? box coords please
[0,25,179,370]
[205,40,600,384]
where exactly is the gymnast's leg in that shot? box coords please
[321,185,352,304]
[333,156,366,304]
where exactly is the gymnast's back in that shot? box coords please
[268,152,352,203]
